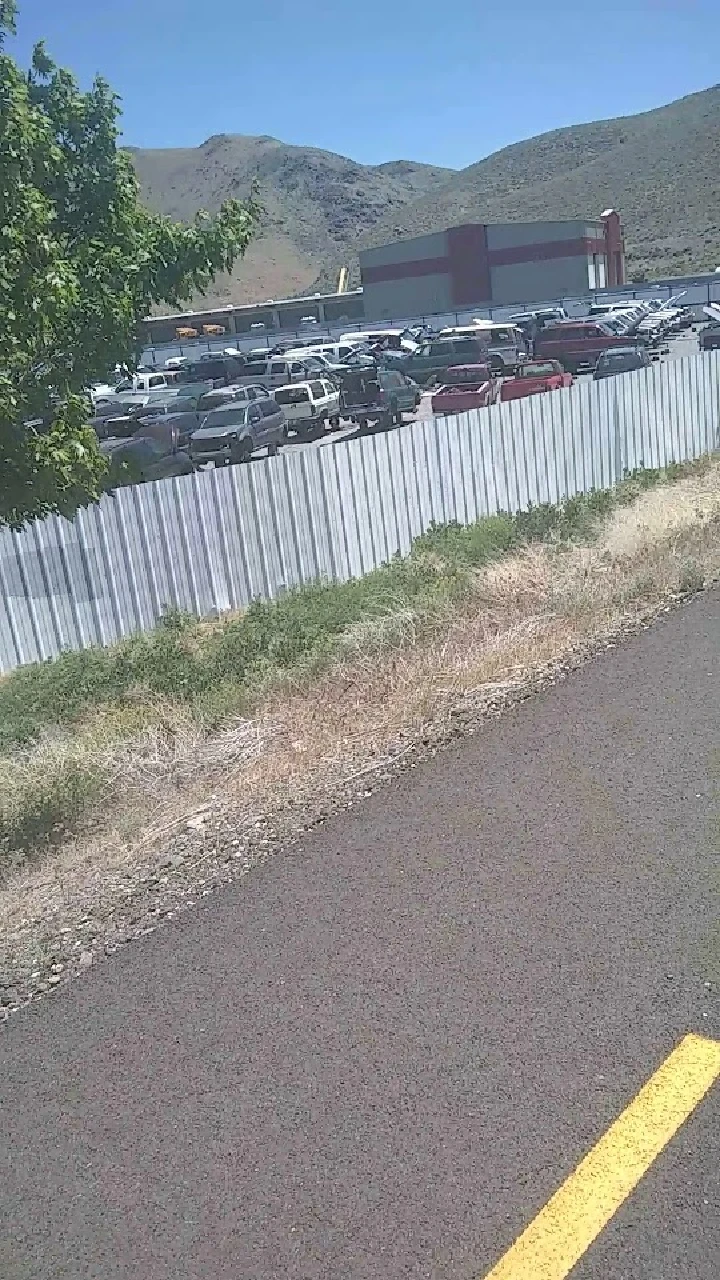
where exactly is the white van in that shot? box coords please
[283,341,364,364]
[438,322,526,374]
[338,328,418,352]
[114,370,180,394]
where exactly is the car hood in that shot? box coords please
[191,422,245,442]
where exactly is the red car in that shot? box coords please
[500,360,573,401]
[431,365,499,415]
[534,320,651,373]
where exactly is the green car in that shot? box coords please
[379,369,421,412]
[383,336,488,386]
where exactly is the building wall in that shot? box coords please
[360,230,449,270]
[360,229,454,318]
[489,256,594,305]
[359,218,616,316]
[486,219,591,250]
[361,272,454,320]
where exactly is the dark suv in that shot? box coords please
[593,346,651,379]
[385,336,488,386]
[179,354,247,387]
[700,323,720,351]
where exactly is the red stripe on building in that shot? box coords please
[488,237,606,267]
[361,230,611,293]
[360,256,450,284]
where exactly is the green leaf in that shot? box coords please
[0,14,259,528]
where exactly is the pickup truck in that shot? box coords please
[534,321,652,373]
[499,360,573,401]
[383,336,489,386]
[273,379,341,440]
[339,368,418,430]
[430,365,499,415]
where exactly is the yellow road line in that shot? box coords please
[482,1033,720,1280]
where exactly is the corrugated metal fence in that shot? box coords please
[2,351,719,673]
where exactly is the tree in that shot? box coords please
[0,2,258,528]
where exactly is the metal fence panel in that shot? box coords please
[2,351,720,674]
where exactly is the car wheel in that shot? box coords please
[233,437,253,464]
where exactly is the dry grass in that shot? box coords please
[3,464,720,996]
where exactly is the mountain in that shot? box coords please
[131,86,720,309]
[129,135,454,308]
[315,84,720,292]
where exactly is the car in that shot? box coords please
[338,328,418,352]
[535,321,652,373]
[339,367,420,430]
[189,397,286,466]
[384,336,490,386]
[283,341,367,366]
[431,364,499,414]
[236,355,325,389]
[102,419,194,486]
[593,346,652,379]
[438,323,527,374]
[375,368,421,414]
[699,324,720,351]
[130,402,202,447]
[178,354,247,387]
[273,379,342,440]
[113,370,182,395]
[500,360,573,400]
[196,383,269,412]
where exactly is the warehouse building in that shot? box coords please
[359,211,625,319]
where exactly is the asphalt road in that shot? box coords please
[2,591,719,1279]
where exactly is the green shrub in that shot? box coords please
[0,756,106,870]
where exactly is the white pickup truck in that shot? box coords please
[273,379,342,440]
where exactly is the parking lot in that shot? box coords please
[273,328,703,461]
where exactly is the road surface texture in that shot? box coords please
[2,590,720,1280]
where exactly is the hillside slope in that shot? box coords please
[130,135,453,307]
[131,86,720,308]
[315,85,720,291]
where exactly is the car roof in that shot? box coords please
[203,402,250,418]
[598,346,644,356]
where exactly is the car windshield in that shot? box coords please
[275,387,310,404]
[600,351,638,365]
[523,363,558,377]
[201,406,248,427]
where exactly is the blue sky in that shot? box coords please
[10,0,720,168]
